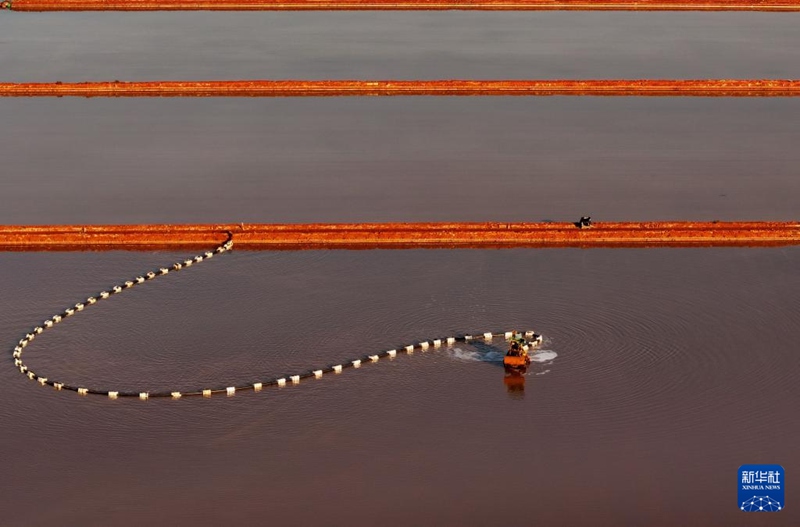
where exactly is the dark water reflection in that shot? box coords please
[1,12,799,527]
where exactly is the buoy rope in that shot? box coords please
[9,234,540,400]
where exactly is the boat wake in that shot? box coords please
[530,350,558,363]
[450,347,505,363]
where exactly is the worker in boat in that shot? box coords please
[509,331,526,356]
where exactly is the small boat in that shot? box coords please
[503,332,543,370]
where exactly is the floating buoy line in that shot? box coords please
[9,232,541,401]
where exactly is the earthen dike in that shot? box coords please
[4,0,800,11]
[2,80,799,97]
[1,222,798,251]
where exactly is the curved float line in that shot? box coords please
[9,234,540,400]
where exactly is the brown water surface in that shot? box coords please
[0,11,798,526]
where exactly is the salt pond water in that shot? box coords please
[1,11,799,527]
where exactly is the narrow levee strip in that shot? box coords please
[1,222,798,251]
[5,0,800,11]
[2,80,800,98]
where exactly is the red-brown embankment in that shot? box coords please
[4,0,800,11]
[1,222,798,251]
[2,80,799,98]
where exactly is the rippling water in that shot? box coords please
[2,248,798,525]
[1,11,799,527]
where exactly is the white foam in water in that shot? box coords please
[530,350,558,363]
[450,347,504,363]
